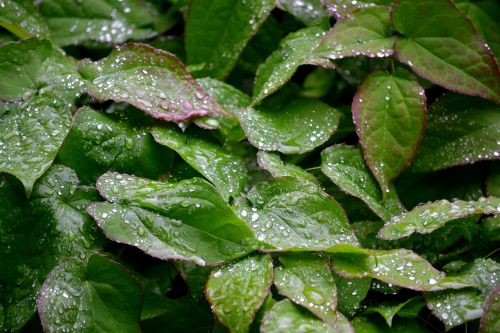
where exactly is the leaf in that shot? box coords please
[321,0,392,19]
[38,0,160,46]
[441,258,500,293]
[364,297,425,327]
[274,253,337,323]
[0,165,104,332]
[334,274,371,316]
[257,151,318,185]
[0,38,83,101]
[175,261,211,302]
[0,0,50,39]
[329,245,446,291]
[234,177,359,251]
[278,0,327,25]
[480,286,500,333]
[314,6,394,60]
[78,43,228,122]
[352,69,426,191]
[410,94,500,173]
[487,163,500,197]
[238,99,342,154]
[392,0,500,104]
[321,145,405,221]
[37,255,142,332]
[351,315,431,333]
[252,22,334,104]
[185,0,275,79]
[455,0,500,59]
[0,94,72,195]
[260,299,353,333]
[206,254,273,333]
[88,172,256,266]
[378,197,500,240]
[152,125,247,200]
[57,106,172,185]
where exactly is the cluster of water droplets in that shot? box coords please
[323,0,380,19]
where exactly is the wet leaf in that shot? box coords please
[274,253,337,323]
[314,6,394,60]
[57,106,172,185]
[278,0,327,25]
[410,94,500,173]
[152,125,247,200]
[378,197,500,240]
[238,99,342,154]
[206,254,273,333]
[392,0,500,104]
[186,0,275,79]
[253,22,333,103]
[234,177,359,251]
[321,145,405,221]
[321,0,392,19]
[38,0,159,46]
[364,297,425,327]
[351,315,431,333]
[352,70,426,192]
[79,43,228,122]
[0,0,50,39]
[480,286,500,333]
[334,274,371,316]
[257,151,318,185]
[37,255,141,333]
[88,172,256,266]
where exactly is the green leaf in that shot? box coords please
[392,0,500,104]
[487,163,500,197]
[351,315,431,333]
[79,43,229,122]
[185,0,275,79]
[175,261,211,302]
[257,151,318,185]
[88,172,256,266]
[364,297,425,327]
[238,99,342,154]
[234,177,359,251]
[206,254,273,333]
[274,254,337,323]
[410,94,500,173]
[455,0,500,59]
[0,165,104,332]
[38,0,160,46]
[253,23,334,104]
[152,125,247,200]
[261,299,353,333]
[329,245,446,291]
[321,145,405,221]
[278,0,327,25]
[37,255,141,333]
[441,258,500,293]
[352,70,426,191]
[57,106,172,185]
[0,38,83,101]
[321,0,393,19]
[0,0,50,39]
[480,286,500,333]
[314,6,394,60]
[334,274,371,316]
[0,94,72,195]
[378,197,500,240]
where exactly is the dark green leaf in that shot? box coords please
[234,177,359,251]
[364,297,425,327]
[253,23,334,103]
[57,106,172,185]
[321,145,405,220]
[88,172,256,266]
[152,125,247,200]
[206,254,273,333]
[480,286,500,333]
[314,6,394,60]
[37,255,141,332]
[38,0,160,46]
[79,43,229,122]
[261,299,354,333]
[378,197,500,240]
[334,274,371,316]
[487,163,500,197]
[257,151,318,184]
[351,315,431,333]
[321,0,392,19]
[410,94,500,173]
[352,69,426,191]
[392,0,500,104]
[0,0,50,39]
[238,99,342,154]
[185,0,275,79]
[274,254,337,322]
